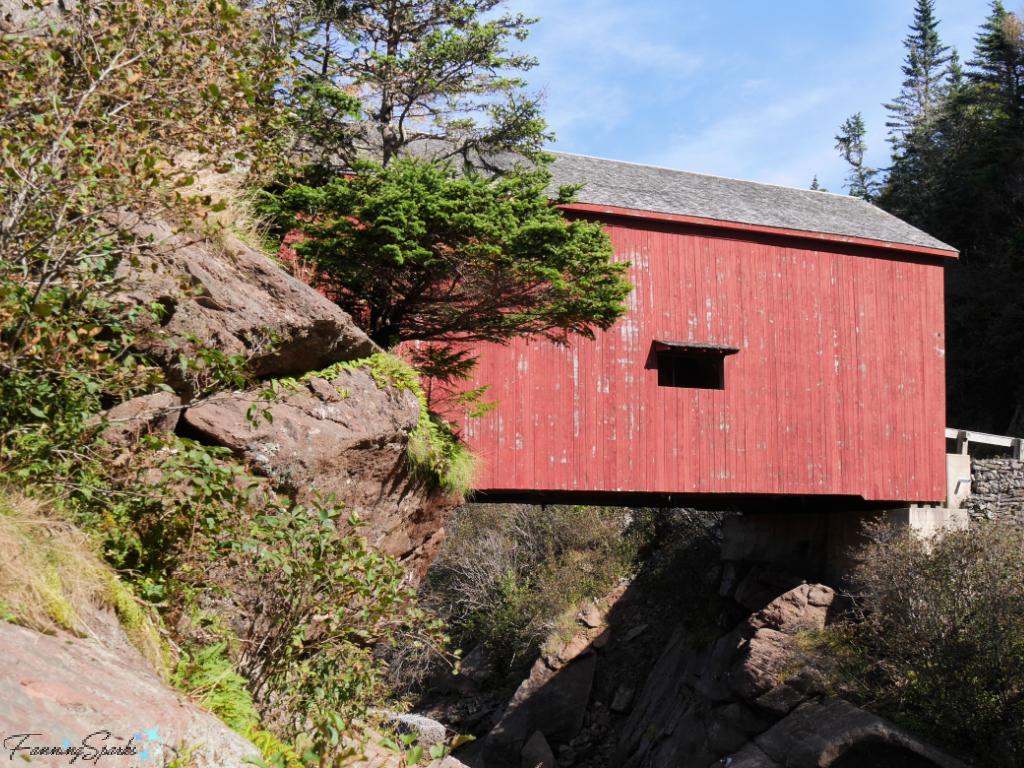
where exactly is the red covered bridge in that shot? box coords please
[456,153,958,511]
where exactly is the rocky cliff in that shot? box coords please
[439,562,971,768]
[109,219,460,582]
[0,223,466,764]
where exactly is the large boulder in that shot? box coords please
[182,366,459,583]
[113,216,377,397]
[0,620,258,768]
[743,698,971,768]
[482,653,597,768]
[611,581,965,768]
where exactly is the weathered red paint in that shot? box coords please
[449,209,952,507]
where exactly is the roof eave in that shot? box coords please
[558,202,960,259]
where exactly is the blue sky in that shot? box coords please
[514,0,995,193]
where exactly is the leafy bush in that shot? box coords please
[834,521,1024,766]
[231,494,450,735]
[420,504,654,678]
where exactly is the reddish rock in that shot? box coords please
[183,365,459,583]
[733,568,805,612]
[0,620,257,767]
[579,603,604,629]
[113,216,376,397]
[101,392,181,446]
[554,634,594,668]
[749,583,831,633]
[727,628,789,700]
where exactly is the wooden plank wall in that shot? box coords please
[455,214,948,504]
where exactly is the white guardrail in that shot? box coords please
[946,428,1023,459]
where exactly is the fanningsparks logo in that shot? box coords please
[3,725,164,764]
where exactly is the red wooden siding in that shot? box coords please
[454,212,948,505]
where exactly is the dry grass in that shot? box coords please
[0,491,166,675]
[172,153,270,254]
[0,493,110,633]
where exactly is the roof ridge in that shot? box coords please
[549,150,858,200]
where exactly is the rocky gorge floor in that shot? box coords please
[409,552,972,768]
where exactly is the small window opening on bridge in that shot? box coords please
[653,340,739,391]
[657,354,724,389]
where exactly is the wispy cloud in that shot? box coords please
[510,0,995,193]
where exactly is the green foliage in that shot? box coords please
[232,493,450,735]
[831,521,1024,766]
[0,0,441,758]
[834,113,878,201]
[836,2,1024,432]
[884,0,953,138]
[174,642,260,734]
[266,158,631,351]
[278,0,549,169]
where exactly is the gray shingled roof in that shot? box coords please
[548,152,957,253]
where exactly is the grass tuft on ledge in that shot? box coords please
[0,491,167,675]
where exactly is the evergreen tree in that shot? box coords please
[281,0,551,169]
[885,0,952,142]
[835,113,878,200]
[269,160,632,349]
[257,1,630,386]
[969,0,1024,126]
[810,175,820,190]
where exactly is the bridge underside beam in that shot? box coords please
[472,490,923,514]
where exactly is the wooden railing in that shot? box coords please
[946,428,1023,459]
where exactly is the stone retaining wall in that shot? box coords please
[964,458,1024,523]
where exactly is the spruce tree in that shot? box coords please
[885,0,952,141]
[969,1,1024,129]
[835,113,878,201]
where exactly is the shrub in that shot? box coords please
[232,494,450,736]
[420,504,654,677]
[837,520,1024,765]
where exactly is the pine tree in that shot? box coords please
[885,0,952,142]
[280,0,550,170]
[835,113,878,201]
[810,175,820,190]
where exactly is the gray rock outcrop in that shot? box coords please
[611,573,968,768]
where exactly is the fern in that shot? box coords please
[173,642,258,734]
